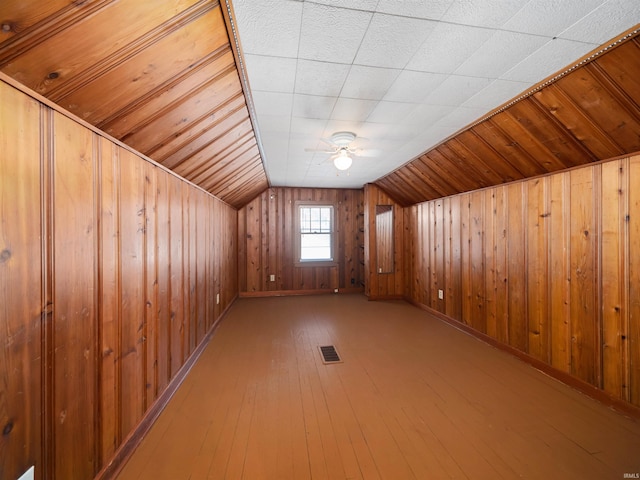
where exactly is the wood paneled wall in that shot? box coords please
[364,184,404,299]
[404,154,640,408]
[238,187,364,294]
[0,78,238,480]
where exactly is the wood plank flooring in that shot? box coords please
[116,294,640,479]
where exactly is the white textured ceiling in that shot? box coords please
[231,0,640,189]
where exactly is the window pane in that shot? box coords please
[300,206,332,233]
[310,208,320,233]
[300,233,331,260]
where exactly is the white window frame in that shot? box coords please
[295,202,336,266]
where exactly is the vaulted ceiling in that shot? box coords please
[1,1,639,208]
[378,33,640,205]
[0,0,268,208]
[232,0,640,193]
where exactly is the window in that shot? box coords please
[297,204,334,263]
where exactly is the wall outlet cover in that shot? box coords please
[18,466,35,480]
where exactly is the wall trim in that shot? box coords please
[407,298,640,422]
[239,288,363,298]
[95,294,238,480]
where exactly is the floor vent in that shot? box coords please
[319,345,342,364]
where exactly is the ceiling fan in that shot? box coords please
[306,131,379,171]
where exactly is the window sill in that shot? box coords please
[294,261,338,268]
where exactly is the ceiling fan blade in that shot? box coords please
[352,148,381,157]
[320,137,337,147]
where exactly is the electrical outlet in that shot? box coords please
[216,293,220,305]
[270,274,275,282]
[18,466,34,480]
[438,289,444,300]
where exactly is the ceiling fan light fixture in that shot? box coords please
[333,150,352,170]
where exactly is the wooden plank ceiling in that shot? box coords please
[376,30,640,206]
[0,0,268,209]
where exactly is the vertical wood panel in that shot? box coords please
[460,194,472,326]
[549,172,571,373]
[144,162,158,409]
[245,198,261,292]
[52,112,97,479]
[0,82,43,480]
[341,191,359,289]
[188,187,197,353]
[214,197,221,311]
[118,147,146,438]
[628,156,640,405]
[434,200,445,312]
[527,178,550,362]
[237,203,247,292]
[470,190,485,333]
[494,186,509,344]
[183,186,193,357]
[418,203,428,306]
[427,202,436,309]
[393,200,404,296]
[282,189,294,290]
[196,191,207,343]
[266,190,276,290]
[169,176,184,378]
[440,200,449,314]
[227,200,238,307]
[507,183,527,351]
[205,195,213,330]
[156,171,170,392]
[448,196,462,321]
[601,160,628,400]
[484,189,497,338]
[99,137,119,463]
[569,166,599,386]
[404,206,416,300]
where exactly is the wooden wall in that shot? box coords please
[364,184,404,299]
[0,78,238,480]
[238,187,364,294]
[404,154,640,408]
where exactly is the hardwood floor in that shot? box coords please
[117,294,640,479]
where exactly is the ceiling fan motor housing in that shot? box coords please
[330,131,356,146]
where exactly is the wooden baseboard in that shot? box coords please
[239,287,363,298]
[95,296,238,480]
[407,298,640,421]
